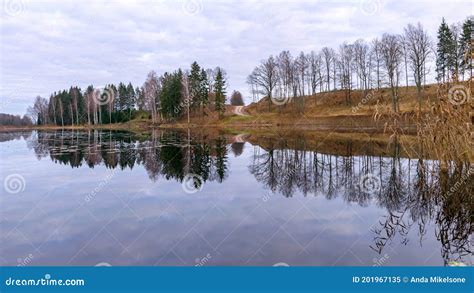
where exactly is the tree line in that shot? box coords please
[0,113,33,126]
[247,17,472,112]
[26,62,228,125]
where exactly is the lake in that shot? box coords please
[0,130,471,266]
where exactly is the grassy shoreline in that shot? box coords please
[3,84,453,136]
[0,113,416,135]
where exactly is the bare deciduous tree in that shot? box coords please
[27,96,49,125]
[353,39,371,91]
[380,33,403,112]
[295,51,308,97]
[403,23,432,111]
[308,51,322,95]
[248,56,279,110]
[143,71,161,123]
[322,47,335,91]
[371,38,383,90]
[338,42,354,105]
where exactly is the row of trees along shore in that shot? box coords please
[0,113,33,126]
[22,16,473,125]
[247,17,473,113]
[26,62,227,126]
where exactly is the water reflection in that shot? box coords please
[27,130,229,186]
[1,130,472,266]
[251,141,472,265]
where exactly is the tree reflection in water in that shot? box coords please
[25,130,229,187]
[19,130,473,265]
[248,137,472,265]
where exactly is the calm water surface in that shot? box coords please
[0,130,471,266]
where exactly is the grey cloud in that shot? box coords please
[1,0,471,114]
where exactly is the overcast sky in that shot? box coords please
[0,0,472,115]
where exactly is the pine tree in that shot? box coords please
[460,18,473,80]
[436,18,455,83]
[136,86,145,111]
[160,71,183,120]
[214,68,226,118]
[189,61,201,110]
[108,84,118,123]
[118,82,127,112]
[199,69,209,114]
[126,82,135,111]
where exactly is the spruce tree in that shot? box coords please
[214,68,226,118]
[118,82,127,112]
[160,71,183,120]
[189,61,201,110]
[460,18,473,79]
[126,82,135,110]
[199,69,209,114]
[436,18,455,83]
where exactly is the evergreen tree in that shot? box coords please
[126,82,135,121]
[214,68,226,118]
[136,86,145,111]
[108,84,118,123]
[214,136,228,182]
[126,82,136,110]
[118,82,128,111]
[436,18,455,83]
[188,61,202,110]
[199,69,209,113]
[160,71,183,120]
[460,18,473,79]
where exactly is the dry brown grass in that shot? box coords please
[416,83,473,164]
[372,82,473,164]
[246,84,439,117]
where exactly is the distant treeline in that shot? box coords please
[24,62,228,126]
[0,113,33,126]
[248,17,473,112]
